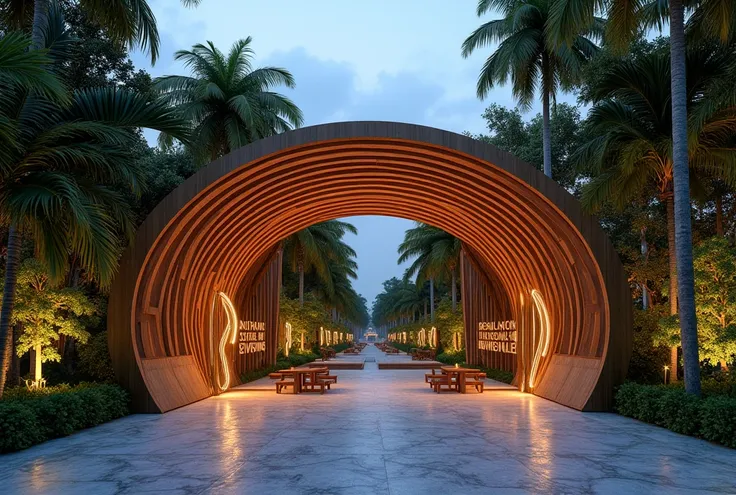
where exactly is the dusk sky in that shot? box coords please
[135,0,577,305]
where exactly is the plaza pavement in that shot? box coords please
[2,344,735,494]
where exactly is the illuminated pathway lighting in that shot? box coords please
[213,292,238,392]
[528,289,551,390]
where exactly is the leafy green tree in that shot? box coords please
[467,102,585,190]
[661,237,736,370]
[2,0,204,61]
[461,0,600,178]
[0,10,190,397]
[549,0,736,398]
[574,42,736,379]
[10,259,97,382]
[155,38,304,161]
[282,220,358,305]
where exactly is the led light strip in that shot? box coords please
[528,289,551,389]
[285,322,292,357]
[214,291,238,392]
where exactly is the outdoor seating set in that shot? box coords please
[269,367,338,394]
[376,343,400,354]
[343,343,366,354]
[410,348,436,361]
[424,366,486,393]
[319,347,337,361]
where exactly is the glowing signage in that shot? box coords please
[478,320,517,354]
[239,320,266,354]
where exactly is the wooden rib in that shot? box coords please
[107,122,632,413]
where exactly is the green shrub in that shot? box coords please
[240,352,319,384]
[0,383,129,453]
[78,331,116,382]
[658,389,701,435]
[700,396,736,448]
[615,382,736,449]
[437,350,465,365]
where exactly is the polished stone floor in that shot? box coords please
[2,345,735,494]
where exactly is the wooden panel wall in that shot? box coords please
[139,356,210,412]
[461,247,516,373]
[108,121,632,413]
[234,248,281,377]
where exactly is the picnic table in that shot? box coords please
[441,366,481,393]
[278,367,331,394]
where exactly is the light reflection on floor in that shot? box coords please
[1,345,735,494]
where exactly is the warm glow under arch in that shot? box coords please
[108,121,632,413]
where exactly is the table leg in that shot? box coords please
[294,373,301,394]
[459,372,466,393]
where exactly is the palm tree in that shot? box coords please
[282,220,358,306]
[0,14,190,397]
[461,0,601,178]
[398,223,462,315]
[2,0,204,60]
[574,43,736,381]
[549,0,736,398]
[154,38,304,162]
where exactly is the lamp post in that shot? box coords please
[663,365,670,385]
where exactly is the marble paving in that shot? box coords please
[2,345,735,494]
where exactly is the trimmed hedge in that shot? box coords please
[0,383,129,453]
[240,352,319,383]
[615,382,736,448]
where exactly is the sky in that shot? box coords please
[133,0,578,306]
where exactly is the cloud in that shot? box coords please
[264,47,489,135]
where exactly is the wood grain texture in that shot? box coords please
[107,121,633,413]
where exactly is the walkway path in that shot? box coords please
[2,345,735,494]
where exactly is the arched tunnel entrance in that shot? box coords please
[107,121,632,413]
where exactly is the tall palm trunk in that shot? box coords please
[298,265,304,306]
[666,193,679,378]
[541,54,552,179]
[0,0,48,397]
[715,195,724,236]
[670,0,701,396]
[0,226,22,397]
[451,266,457,311]
[640,227,649,310]
[32,0,50,48]
[430,277,435,323]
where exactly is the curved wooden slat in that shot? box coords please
[107,122,632,413]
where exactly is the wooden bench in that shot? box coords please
[302,379,327,394]
[275,380,294,393]
[268,372,283,379]
[465,372,485,393]
[432,374,457,393]
[424,368,442,387]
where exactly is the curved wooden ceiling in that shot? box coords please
[108,122,632,413]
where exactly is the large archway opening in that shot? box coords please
[108,122,632,413]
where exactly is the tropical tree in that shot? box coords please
[282,220,358,305]
[549,0,736,398]
[574,42,736,382]
[1,0,203,60]
[660,237,736,370]
[154,37,304,161]
[461,0,601,178]
[397,223,462,315]
[0,12,190,397]
[9,259,97,384]
[467,102,585,190]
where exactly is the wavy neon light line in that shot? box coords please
[213,291,238,392]
[285,322,292,357]
[528,289,551,389]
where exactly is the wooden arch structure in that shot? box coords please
[108,121,632,413]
